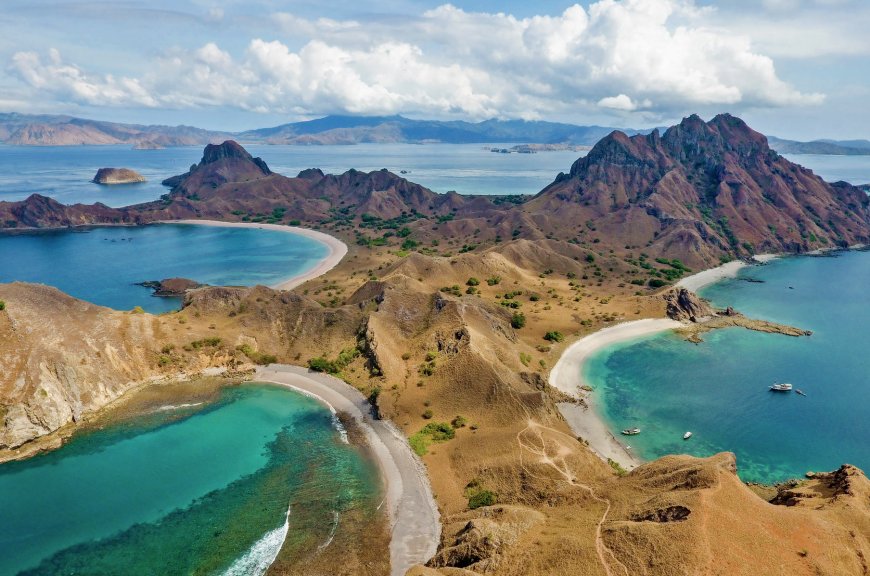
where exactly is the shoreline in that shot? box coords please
[254,364,439,576]
[549,319,682,470]
[549,254,780,470]
[160,220,348,290]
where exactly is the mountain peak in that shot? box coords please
[200,140,270,175]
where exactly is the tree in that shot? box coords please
[511,312,526,329]
[544,331,564,342]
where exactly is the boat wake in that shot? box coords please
[222,505,291,576]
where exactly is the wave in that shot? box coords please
[222,505,291,576]
[317,510,340,552]
[331,413,349,445]
[154,402,204,412]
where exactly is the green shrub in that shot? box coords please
[648,278,669,288]
[543,331,564,342]
[421,422,455,440]
[0,300,5,311]
[486,276,501,286]
[308,356,340,373]
[466,277,480,286]
[422,409,434,419]
[511,312,526,329]
[451,415,467,428]
[468,489,497,509]
[190,337,221,349]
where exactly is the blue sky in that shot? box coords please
[1,0,868,139]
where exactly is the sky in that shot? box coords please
[1,0,868,140]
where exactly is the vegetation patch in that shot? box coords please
[308,347,360,374]
[409,421,456,456]
[236,344,278,365]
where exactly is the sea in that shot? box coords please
[0,384,382,576]
[584,249,870,483]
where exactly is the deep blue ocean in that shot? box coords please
[585,250,870,483]
[0,224,328,313]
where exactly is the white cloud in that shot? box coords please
[6,1,824,119]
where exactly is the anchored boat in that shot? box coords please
[621,427,641,436]
[770,382,793,392]
[683,431,692,440]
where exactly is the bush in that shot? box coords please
[466,277,480,286]
[308,356,340,374]
[422,409,434,419]
[648,278,669,288]
[451,415,467,428]
[468,489,497,509]
[511,312,526,329]
[421,422,455,440]
[190,337,221,349]
[543,331,564,343]
[486,276,501,286]
[0,300,5,311]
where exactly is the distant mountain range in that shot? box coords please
[0,112,867,155]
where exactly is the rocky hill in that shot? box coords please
[524,114,870,267]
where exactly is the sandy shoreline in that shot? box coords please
[550,255,781,470]
[255,365,439,576]
[550,319,682,470]
[161,220,348,290]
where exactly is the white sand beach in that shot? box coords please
[550,319,682,470]
[550,255,780,471]
[162,220,348,290]
[255,365,440,576]
[677,254,779,292]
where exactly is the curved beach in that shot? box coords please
[255,364,440,576]
[163,220,348,290]
[550,319,681,470]
[550,256,777,470]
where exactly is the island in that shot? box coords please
[92,167,146,185]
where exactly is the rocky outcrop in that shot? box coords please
[0,194,131,229]
[136,277,204,296]
[92,168,146,184]
[663,288,715,322]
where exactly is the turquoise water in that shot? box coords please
[0,384,381,576]
[585,250,870,483]
[0,224,328,313]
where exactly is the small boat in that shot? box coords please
[796,389,807,397]
[770,382,793,392]
[621,427,641,436]
[683,431,692,440]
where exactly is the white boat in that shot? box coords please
[621,427,641,436]
[683,431,692,440]
[770,382,793,392]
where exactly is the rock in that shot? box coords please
[92,168,146,185]
[663,288,715,322]
[136,277,205,296]
[133,140,164,150]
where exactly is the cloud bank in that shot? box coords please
[7,0,824,120]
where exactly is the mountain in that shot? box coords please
[0,112,229,147]
[768,135,870,156]
[524,114,870,265]
[238,115,636,145]
[2,114,868,271]
[0,112,637,147]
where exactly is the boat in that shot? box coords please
[796,389,807,397]
[621,427,641,435]
[770,382,793,392]
[683,431,692,440]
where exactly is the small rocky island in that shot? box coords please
[136,278,205,296]
[92,168,146,185]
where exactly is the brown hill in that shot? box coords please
[524,114,870,267]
